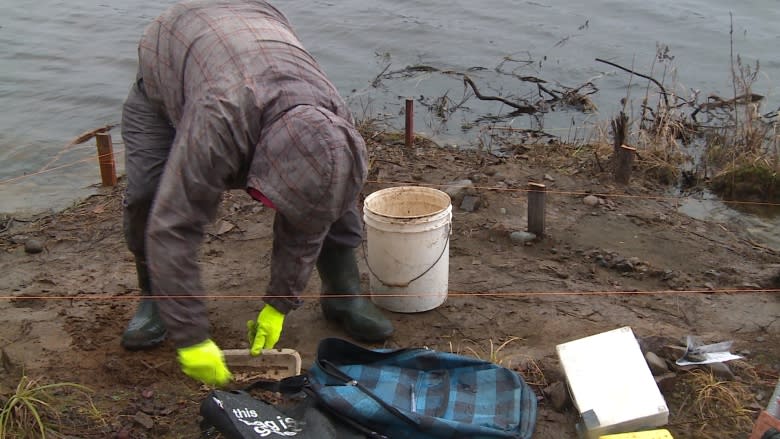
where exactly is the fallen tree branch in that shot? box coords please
[371,63,392,87]
[595,58,669,108]
[462,75,537,114]
[690,93,765,122]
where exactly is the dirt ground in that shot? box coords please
[1,130,779,439]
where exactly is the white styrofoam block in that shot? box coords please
[556,327,669,438]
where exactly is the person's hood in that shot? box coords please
[247,105,367,232]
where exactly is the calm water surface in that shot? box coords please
[1,0,778,244]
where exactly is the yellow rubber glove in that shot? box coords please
[246,304,285,356]
[176,339,232,386]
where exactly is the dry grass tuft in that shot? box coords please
[672,369,756,439]
[0,375,92,439]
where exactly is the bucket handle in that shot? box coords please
[362,222,451,288]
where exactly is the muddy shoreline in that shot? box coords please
[1,131,779,438]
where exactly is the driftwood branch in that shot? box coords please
[690,93,764,122]
[371,63,392,87]
[595,58,669,108]
[462,75,536,114]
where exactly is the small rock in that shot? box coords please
[499,208,507,215]
[215,220,235,235]
[583,195,600,207]
[543,381,571,412]
[460,195,482,212]
[24,239,44,254]
[756,336,767,343]
[134,412,154,430]
[615,260,635,272]
[704,282,715,290]
[544,174,555,182]
[468,173,488,183]
[142,389,154,399]
[443,179,474,199]
[658,345,688,362]
[706,362,735,381]
[510,231,536,244]
[704,269,720,278]
[645,352,669,376]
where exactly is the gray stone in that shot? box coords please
[583,195,600,207]
[460,195,482,212]
[24,239,43,254]
[133,412,154,430]
[659,345,688,362]
[443,179,474,199]
[706,362,736,381]
[544,173,555,182]
[704,269,720,278]
[500,208,507,215]
[510,231,536,244]
[543,381,571,412]
[615,260,635,272]
[468,173,488,183]
[645,352,669,376]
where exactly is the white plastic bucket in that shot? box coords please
[363,186,452,313]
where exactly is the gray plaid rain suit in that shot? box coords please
[121,0,367,347]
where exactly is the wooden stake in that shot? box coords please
[95,132,117,187]
[527,182,546,237]
[611,111,627,169]
[615,144,636,185]
[405,97,414,147]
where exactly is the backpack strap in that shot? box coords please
[243,374,309,394]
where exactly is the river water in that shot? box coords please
[1,0,778,244]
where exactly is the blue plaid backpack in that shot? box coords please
[200,337,537,439]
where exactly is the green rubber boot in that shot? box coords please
[121,259,167,350]
[318,245,393,342]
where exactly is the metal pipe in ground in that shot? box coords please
[527,182,546,237]
[405,97,414,147]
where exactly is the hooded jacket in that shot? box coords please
[137,0,367,347]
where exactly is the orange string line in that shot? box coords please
[0,148,124,186]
